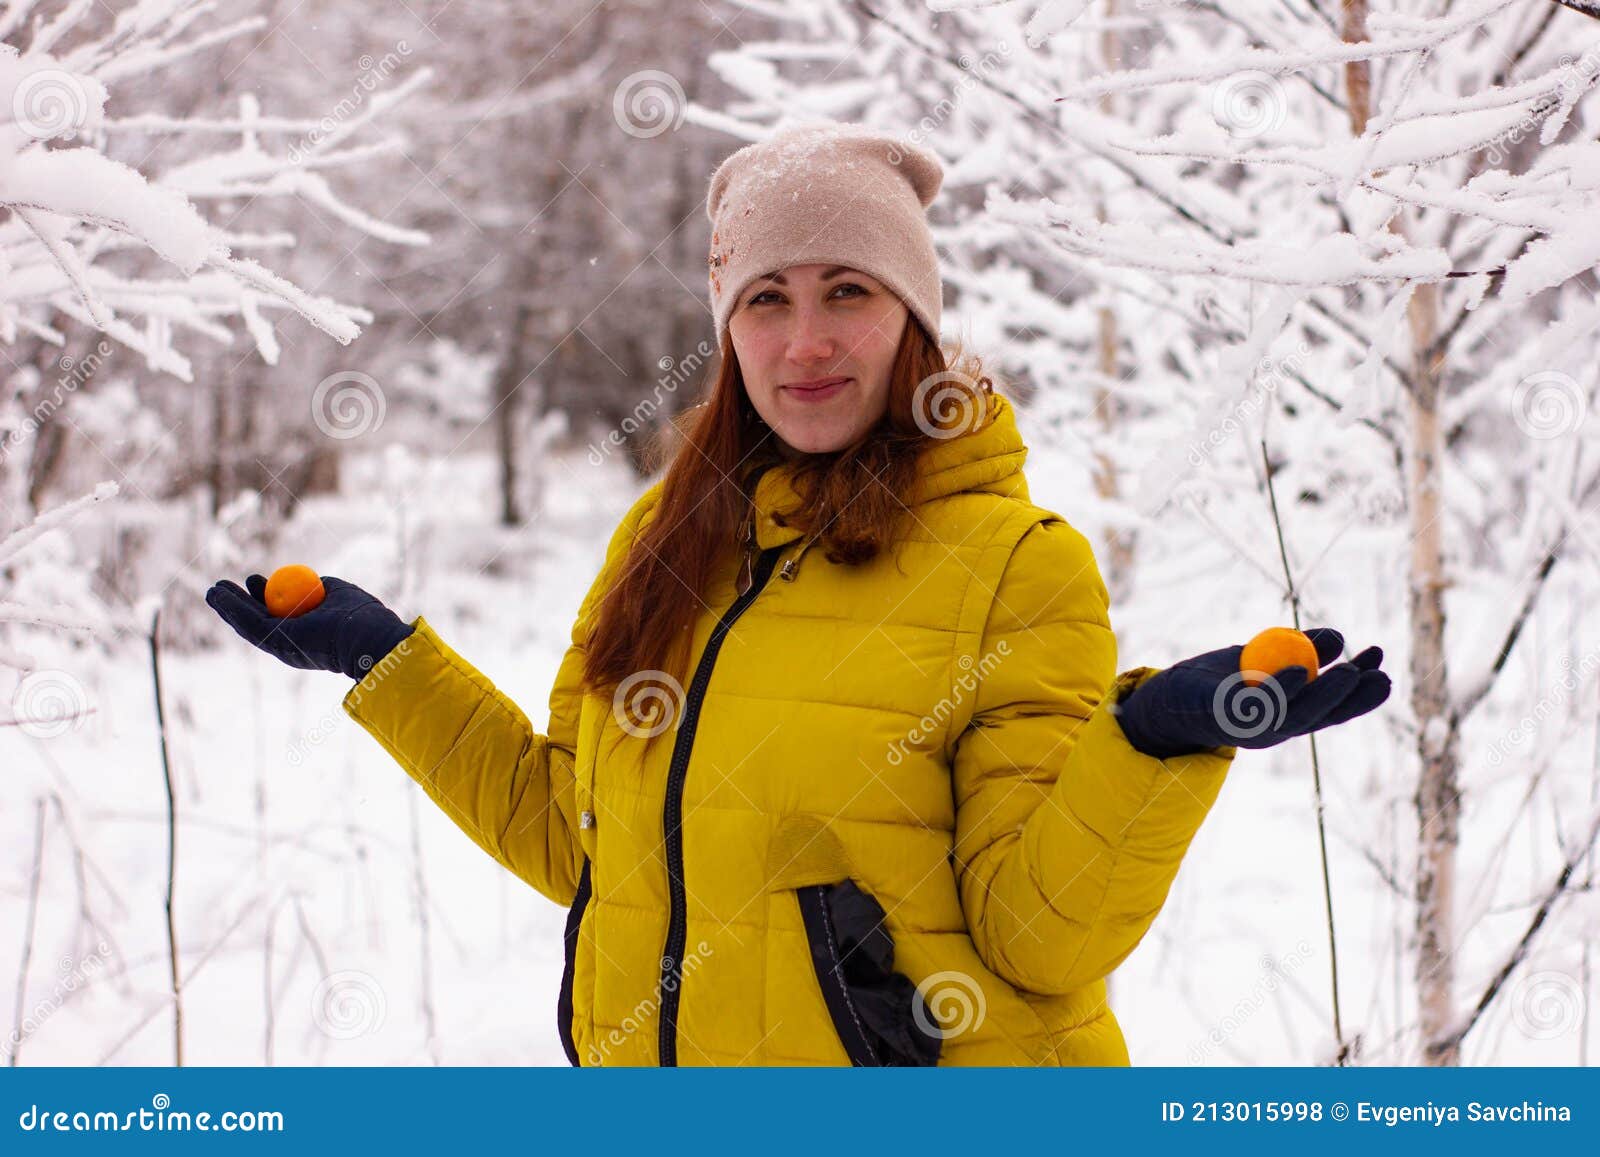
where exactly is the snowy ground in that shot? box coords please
[4,411,1595,1067]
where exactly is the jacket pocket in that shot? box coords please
[557,855,592,1066]
[795,879,942,1067]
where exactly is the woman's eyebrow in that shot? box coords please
[753,265,856,285]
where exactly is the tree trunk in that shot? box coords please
[1343,0,1462,1063]
[207,376,229,520]
[1092,0,1137,602]
[494,302,535,527]
[1407,278,1461,1065]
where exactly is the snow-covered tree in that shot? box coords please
[2,0,426,691]
[1,0,430,378]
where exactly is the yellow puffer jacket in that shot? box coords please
[343,390,1238,1066]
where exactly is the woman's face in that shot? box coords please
[728,263,909,456]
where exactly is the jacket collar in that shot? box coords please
[744,390,1030,552]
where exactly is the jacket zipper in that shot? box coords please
[735,507,759,597]
[657,541,784,1066]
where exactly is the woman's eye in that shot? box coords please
[747,283,867,307]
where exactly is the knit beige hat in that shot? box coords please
[705,121,944,349]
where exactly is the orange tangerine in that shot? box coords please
[1239,626,1319,687]
[264,565,325,618]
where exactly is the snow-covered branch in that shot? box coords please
[0,2,431,375]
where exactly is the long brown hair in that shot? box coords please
[582,317,993,705]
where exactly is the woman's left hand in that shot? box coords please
[1111,627,1390,759]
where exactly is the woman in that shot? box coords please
[206,122,1390,1066]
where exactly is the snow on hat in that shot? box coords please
[705,120,944,349]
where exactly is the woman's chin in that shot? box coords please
[774,422,856,455]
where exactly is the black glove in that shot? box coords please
[204,574,414,681]
[1110,627,1390,759]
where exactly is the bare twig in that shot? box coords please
[1584,613,1598,1064]
[149,606,183,1065]
[97,891,266,1064]
[408,789,442,1065]
[1435,807,1600,1056]
[1335,824,1410,898]
[1454,545,1562,721]
[46,795,125,994]
[8,799,48,1066]
[1551,1,1600,22]
[1,708,98,729]
[1260,434,1349,1064]
[262,902,277,1067]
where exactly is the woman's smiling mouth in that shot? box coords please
[780,376,851,401]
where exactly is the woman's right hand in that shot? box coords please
[205,573,415,680]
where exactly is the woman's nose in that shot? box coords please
[785,319,836,364]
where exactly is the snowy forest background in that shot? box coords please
[3,0,1599,1067]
